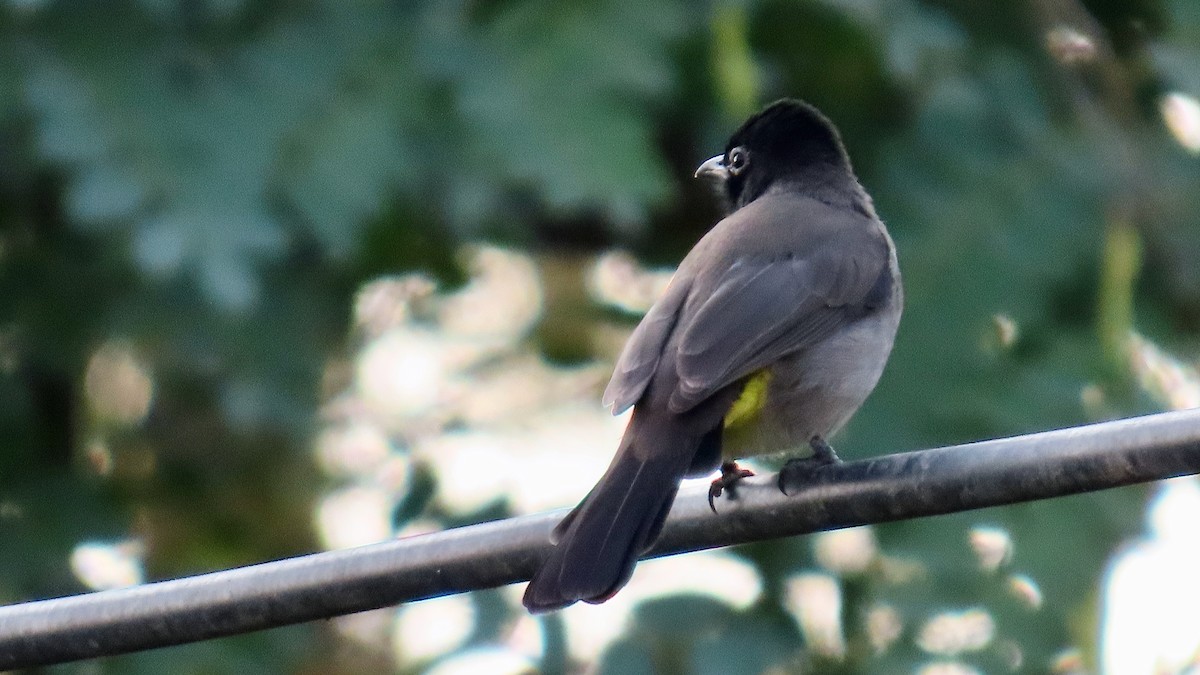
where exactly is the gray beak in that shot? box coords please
[694,154,729,180]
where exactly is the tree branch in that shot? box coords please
[2,409,1199,668]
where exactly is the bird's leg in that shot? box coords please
[809,435,841,464]
[708,461,755,513]
[777,435,842,495]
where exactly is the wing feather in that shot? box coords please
[601,278,692,413]
[669,237,886,413]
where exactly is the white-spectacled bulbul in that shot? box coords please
[523,99,903,612]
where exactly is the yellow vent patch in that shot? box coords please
[724,370,771,429]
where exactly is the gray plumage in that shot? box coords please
[523,100,902,612]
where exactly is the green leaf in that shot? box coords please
[416,0,684,223]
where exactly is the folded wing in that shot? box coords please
[670,233,888,413]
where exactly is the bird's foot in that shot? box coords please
[777,435,842,495]
[708,461,755,513]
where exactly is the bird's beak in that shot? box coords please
[694,154,729,180]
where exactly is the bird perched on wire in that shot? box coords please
[523,99,902,613]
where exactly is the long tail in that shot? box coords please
[522,415,697,612]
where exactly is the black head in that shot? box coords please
[695,99,866,211]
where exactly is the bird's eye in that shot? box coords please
[728,148,748,174]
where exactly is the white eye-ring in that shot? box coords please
[728,147,749,175]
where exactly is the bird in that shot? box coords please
[522,99,902,613]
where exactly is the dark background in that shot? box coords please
[1,0,1199,672]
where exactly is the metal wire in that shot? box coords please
[2,408,1199,668]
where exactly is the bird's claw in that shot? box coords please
[709,461,755,513]
[777,435,842,495]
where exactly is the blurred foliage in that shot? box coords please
[0,0,1199,673]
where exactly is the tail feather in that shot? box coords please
[523,424,693,612]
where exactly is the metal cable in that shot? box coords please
[2,408,1199,668]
